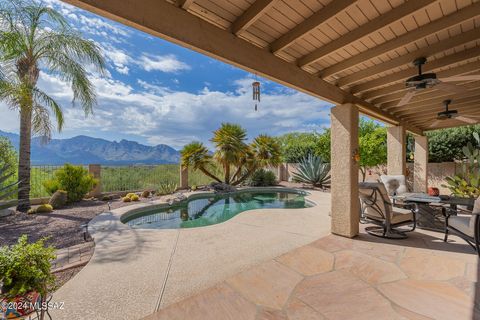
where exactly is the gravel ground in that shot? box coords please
[0,196,155,249]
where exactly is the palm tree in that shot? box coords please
[232,134,281,185]
[0,0,105,211]
[211,123,249,184]
[180,141,222,183]
[181,123,281,186]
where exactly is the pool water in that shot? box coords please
[122,190,313,229]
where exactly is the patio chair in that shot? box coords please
[444,197,480,256]
[359,182,416,239]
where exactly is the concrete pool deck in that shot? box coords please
[51,188,332,320]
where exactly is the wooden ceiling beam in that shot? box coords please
[176,0,194,10]
[319,2,480,78]
[297,0,436,68]
[231,0,277,36]
[270,0,356,53]
[338,27,480,88]
[362,83,406,100]
[350,48,480,94]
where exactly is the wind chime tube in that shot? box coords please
[252,81,261,111]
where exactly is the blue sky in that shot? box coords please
[0,0,333,149]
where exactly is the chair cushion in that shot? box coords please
[449,215,474,238]
[391,207,414,224]
[380,175,408,196]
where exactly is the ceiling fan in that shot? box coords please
[428,99,480,128]
[397,57,480,107]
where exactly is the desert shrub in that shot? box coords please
[43,164,97,203]
[43,179,60,195]
[158,182,177,195]
[36,204,53,213]
[48,190,67,209]
[27,204,53,214]
[248,169,277,186]
[0,235,56,298]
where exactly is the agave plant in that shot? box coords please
[292,155,331,188]
[0,163,20,201]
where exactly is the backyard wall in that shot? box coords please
[285,162,461,195]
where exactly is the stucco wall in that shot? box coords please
[283,162,461,195]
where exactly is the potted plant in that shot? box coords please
[0,235,56,320]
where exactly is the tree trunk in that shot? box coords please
[224,163,230,184]
[360,167,366,182]
[17,108,32,212]
[200,168,221,183]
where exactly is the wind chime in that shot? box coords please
[252,78,261,111]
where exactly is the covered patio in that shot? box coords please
[59,0,480,318]
[145,223,478,320]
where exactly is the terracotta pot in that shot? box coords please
[428,187,440,196]
[1,291,41,319]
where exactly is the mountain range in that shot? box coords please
[0,130,180,165]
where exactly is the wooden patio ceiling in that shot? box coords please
[63,0,480,135]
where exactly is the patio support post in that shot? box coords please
[330,103,360,238]
[180,166,189,189]
[387,126,406,175]
[414,135,429,192]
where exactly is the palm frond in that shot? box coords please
[31,104,52,141]
[32,87,63,130]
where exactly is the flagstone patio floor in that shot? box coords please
[145,225,479,320]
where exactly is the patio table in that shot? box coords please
[393,193,475,232]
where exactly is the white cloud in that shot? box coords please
[139,54,191,73]
[99,43,132,75]
[0,73,332,148]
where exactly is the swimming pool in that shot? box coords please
[122,189,313,229]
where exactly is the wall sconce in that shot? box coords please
[353,148,360,162]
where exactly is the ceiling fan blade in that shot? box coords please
[455,116,479,124]
[439,75,480,82]
[397,90,415,106]
[435,81,468,94]
[428,119,443,128]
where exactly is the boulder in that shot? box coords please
[0,208,14,218]
[210,182,237,193]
